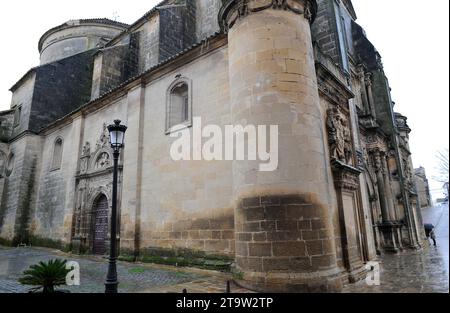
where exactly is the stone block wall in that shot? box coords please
[235,195,337,277]
[33,127,72,243]
[0,135,43,245]
[136,46,233,257]
[311,0,341,63]
[0,111,14,143]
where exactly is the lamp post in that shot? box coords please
[105,119,127,294]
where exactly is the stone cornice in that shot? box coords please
[219,0,317,32]
[331,159,362,192]
[38,19,129,53]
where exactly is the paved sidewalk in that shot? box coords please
[1,205,448,293]
[344,204,449,293]
[0,246,249,293]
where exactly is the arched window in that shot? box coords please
[51,138,63,170]
[5,152,15,177]
[166,77,192,133]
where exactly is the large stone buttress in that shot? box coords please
[220,0,345,292]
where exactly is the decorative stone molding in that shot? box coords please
[219,0,317,32]
[331,159,361,192]
[364,72,372,88]
[356,149,364,170]
[372,149,386,175]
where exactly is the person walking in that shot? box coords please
[430,228,437,247]
[424,223,437,247]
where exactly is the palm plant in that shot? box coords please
[19,259,71,293]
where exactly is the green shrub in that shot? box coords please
[19,259,70,293]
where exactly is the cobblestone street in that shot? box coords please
[0,205,448,293]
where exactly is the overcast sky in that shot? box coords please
[0,1,448,199]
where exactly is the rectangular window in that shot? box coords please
[13,106,22,127]
[334,1,350,73]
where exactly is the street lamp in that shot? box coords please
[105,119,127,294]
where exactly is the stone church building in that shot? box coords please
[0,0,427,292]
[414,167,432,209]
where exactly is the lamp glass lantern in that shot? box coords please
[108,120,127,150]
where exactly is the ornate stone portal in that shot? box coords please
[71,123,123,254]
[363,133,403,253]
[326,106,366,282]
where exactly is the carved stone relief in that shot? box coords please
[95,152,110,169]
[327,107,354,166]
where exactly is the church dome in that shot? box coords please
[38,19,129,65]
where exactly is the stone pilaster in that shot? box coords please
[374,150,390,223]
[373,150,399,253]
[331,160,366,282]
[222,0,342,292]
[381,155,397,221]
[120,84,146,257]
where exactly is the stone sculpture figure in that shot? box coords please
[82,142,90,156]
[342,119,354,165]
[80,142,91,174]
[327,107,353,164]
[96,123,109,150]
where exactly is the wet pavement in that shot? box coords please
[0,204,448,293]
[0,247,209,293]
[0,247,251,293]
[344,203,449,293]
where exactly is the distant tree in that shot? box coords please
[434,148,449,197]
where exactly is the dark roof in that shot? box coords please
[105,0,169,47]
[41,31,225,133]
[38,18,130,52]
[90,31,223,104]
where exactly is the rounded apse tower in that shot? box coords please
[38,19,129,65]
[220,0,343,292]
